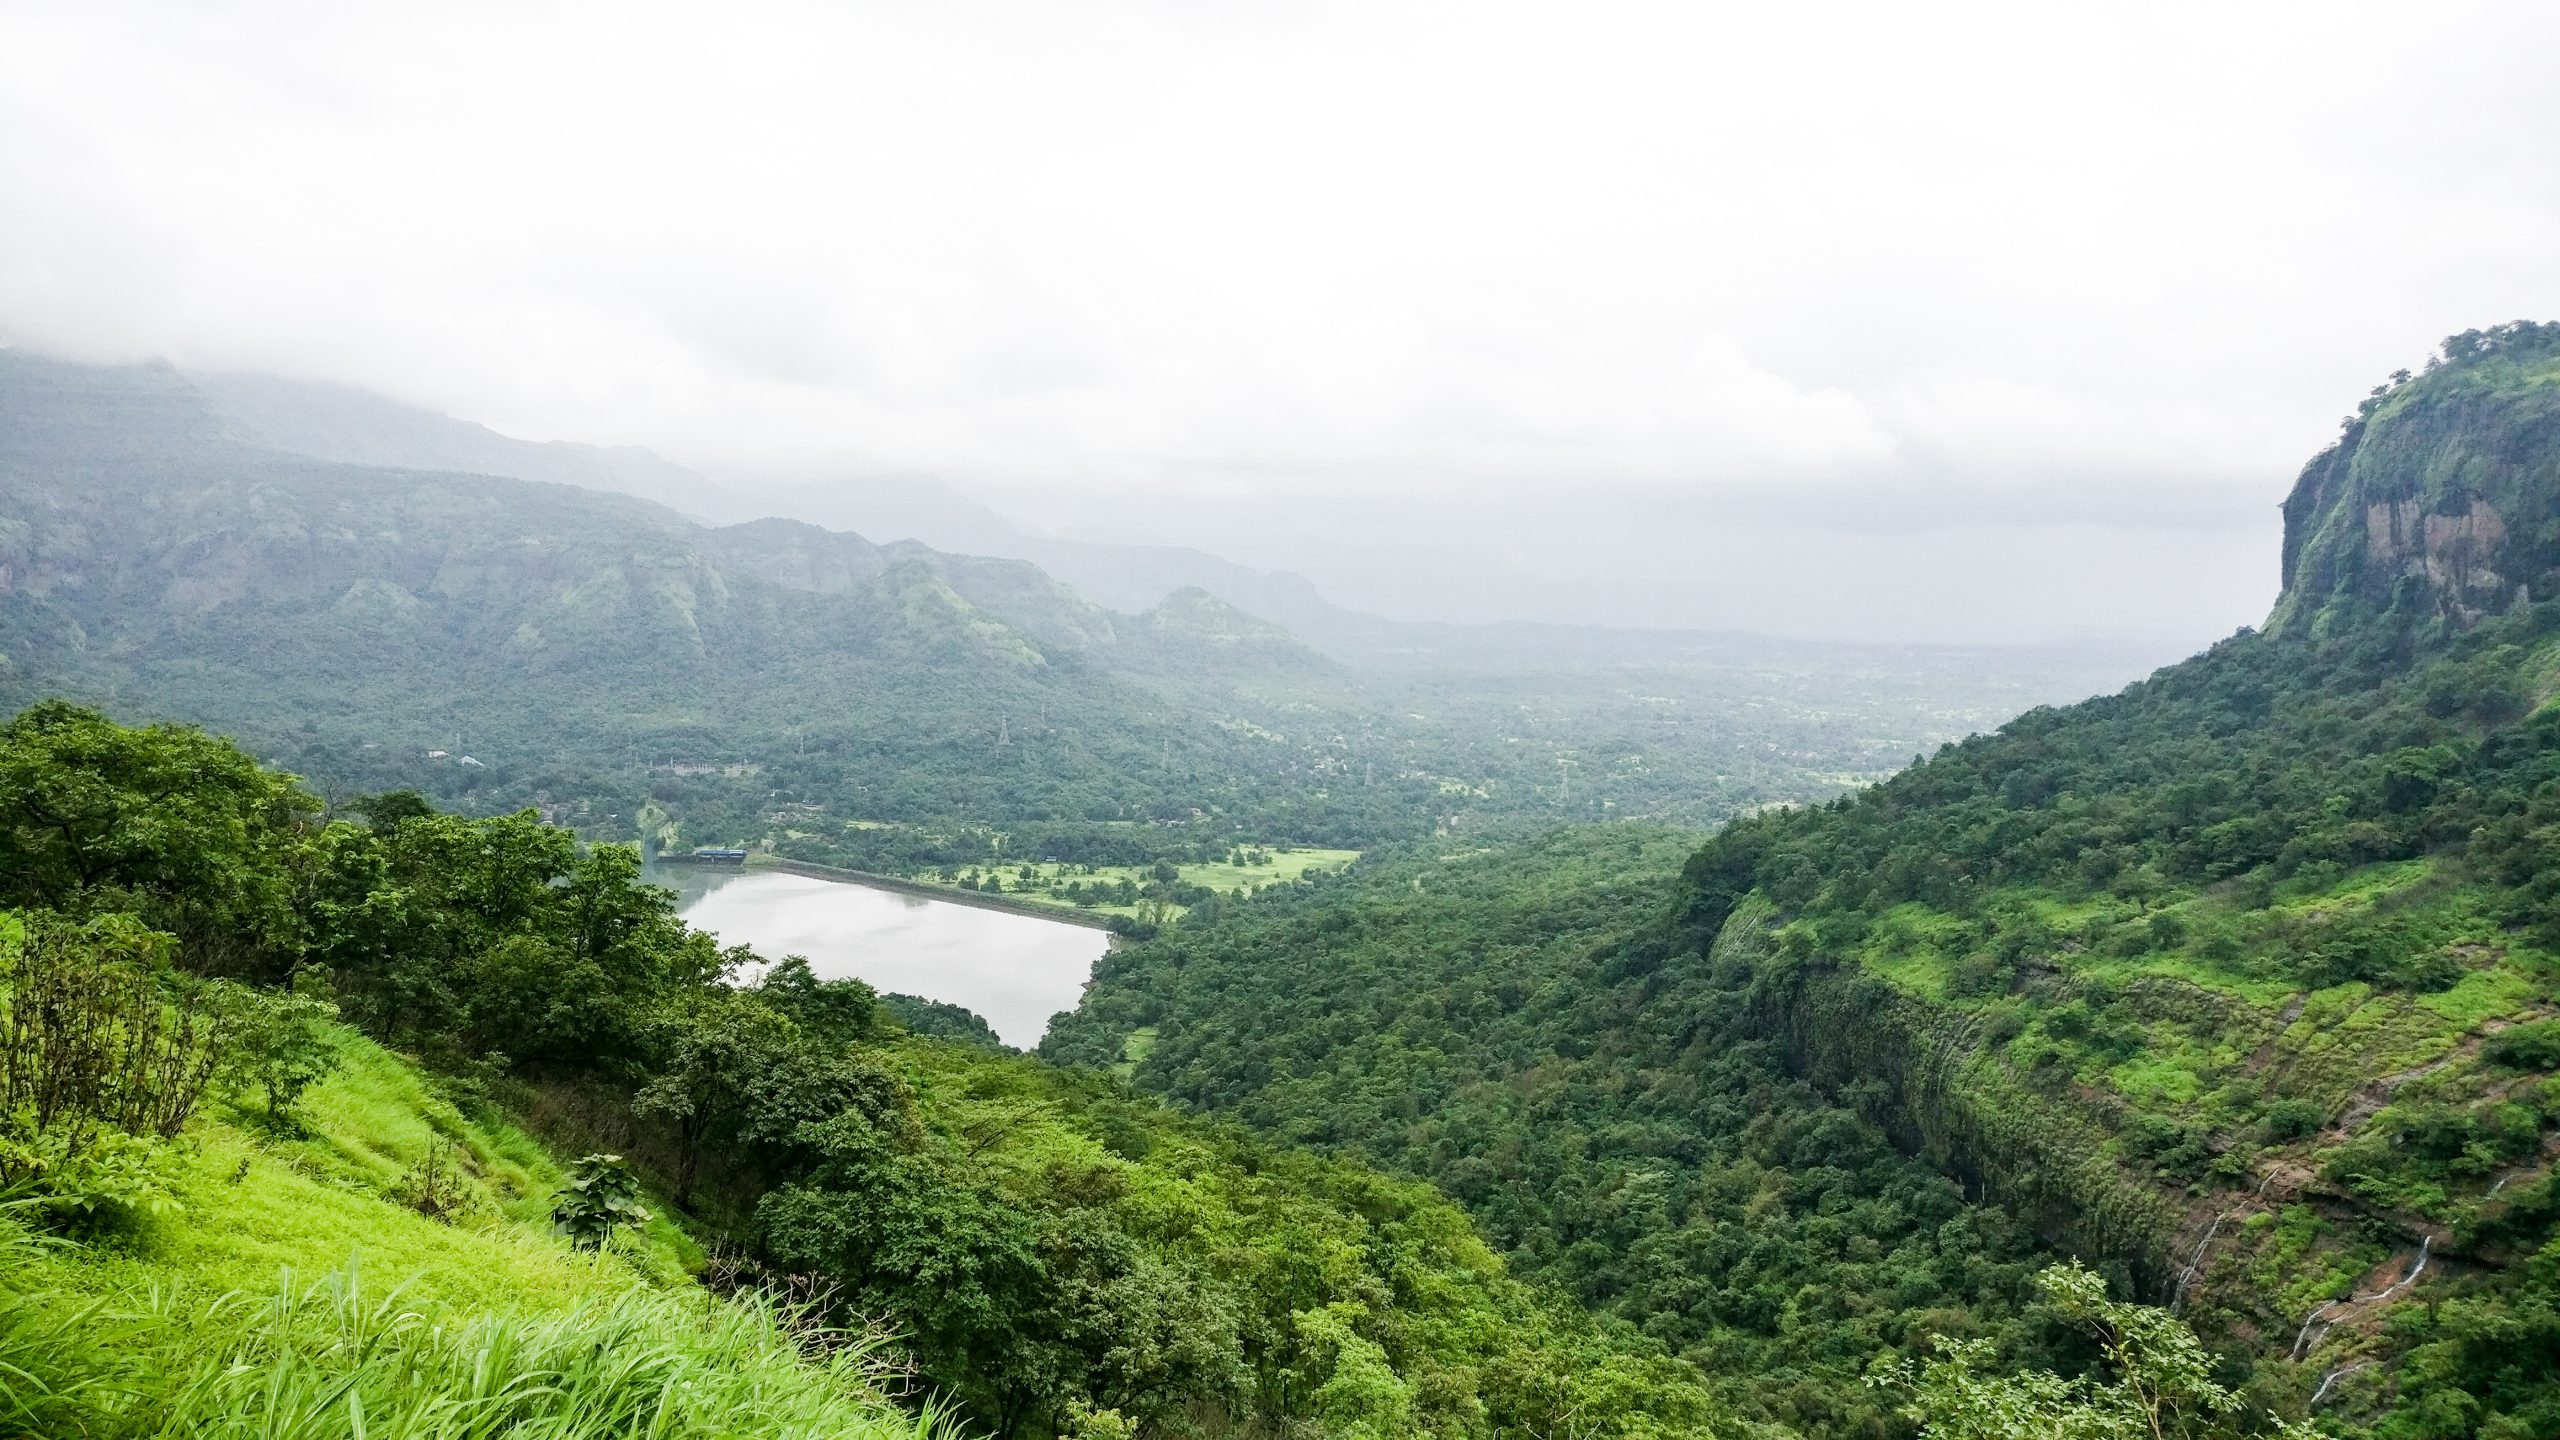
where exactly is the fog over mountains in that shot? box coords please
[186,363,1404,648]
[147,357,2185,679]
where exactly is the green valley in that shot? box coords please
[12,9,2557,1438]
[0,703,1724,1439]
[896,845,1364,923]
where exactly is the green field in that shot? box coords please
[920,846,1362,919]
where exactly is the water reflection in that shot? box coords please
[650,865,1111,1048]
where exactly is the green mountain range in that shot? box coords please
[0,349,2133,860]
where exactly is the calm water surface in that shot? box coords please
[650,865,1111,1048]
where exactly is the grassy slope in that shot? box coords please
[1801,859,2557,1325]
[48,1026,698,1305]
[5,1026,936,1440]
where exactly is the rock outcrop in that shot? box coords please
[2268,322,2560,636]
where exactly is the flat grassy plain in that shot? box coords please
[924,846,1362,919]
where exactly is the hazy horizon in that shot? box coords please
[8,1,2559,646]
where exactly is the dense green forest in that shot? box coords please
[1050,327,2560,1439]
[0,700,1733,1438]
[1043,829,2068,1437]
[0,705,2314,1440]
[0,349,2134,876]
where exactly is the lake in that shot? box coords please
[648,864,1113,1048]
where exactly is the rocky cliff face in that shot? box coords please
[2268,322,2560,636]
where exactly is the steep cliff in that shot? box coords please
[1651,326,2560,1430]
[2269,321,2560,636]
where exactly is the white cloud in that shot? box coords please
[3,0,2557,642]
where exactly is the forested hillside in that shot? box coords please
[1052,326,2560,1438]
[1043,829,2063,1437]
[0,701,1724,1438]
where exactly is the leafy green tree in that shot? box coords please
[758,955,883,1046]
[1874,1264,2304,1440]
[0,701,315,975]
[634,990,803,1208]
[1291,1303,1414,1440]
[226,967,342,1124]
[551,1153,651,1248]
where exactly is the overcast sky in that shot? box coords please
[5,1,2558,644]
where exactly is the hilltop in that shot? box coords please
[2273,322,2560,637]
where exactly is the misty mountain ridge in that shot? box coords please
[150,353,2176,682]
[5,345,2145,856]
[177,361,1375,646]
[0,350,1315,683]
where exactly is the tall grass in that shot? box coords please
[0,1218,959,1439]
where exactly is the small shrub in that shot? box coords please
[2122,1115,2211,1180]
[0,911,242,1197]
[15,1128,181,1231]
[2485,1019,2560,1070]
[552,1153,651,1248]
[2263,1098,2327,1141]
[398,1140,473,1223]
[225,968,343,1125]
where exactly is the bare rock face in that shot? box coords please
[2267,322,2560,637]
[2360,495,2510,608]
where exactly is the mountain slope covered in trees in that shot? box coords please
[0,347,2138,868]
[1050,325,2560,1439]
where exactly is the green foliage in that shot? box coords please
[633,986,903,1209]
[309,808,731,1072]
[758,954,886,1046]
[225,968,343,1123]
[0,699,316,975]
[550,1153,652,1249]
[2261,1100,2325,1141]
[0,703,1728,1437]
[1048,827,2055,1435]
[2485,1019,2560,1070]
[878,992,1010,1050]
[1874,1264,2291,1440]
[0,910,239,1220]
[722,1028,1723,1439]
